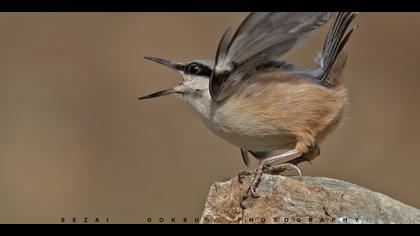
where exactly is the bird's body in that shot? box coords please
[140,12,358,208]
[181,64,348,153]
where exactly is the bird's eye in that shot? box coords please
[187,63,201,75]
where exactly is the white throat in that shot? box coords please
[179,90,213,121]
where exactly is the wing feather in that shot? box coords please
[210,12,334,102]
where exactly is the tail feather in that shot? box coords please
[318,12,358,87]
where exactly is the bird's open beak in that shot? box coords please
[139,56,183,100]
[138,87,178,100]
[143,56,183,71]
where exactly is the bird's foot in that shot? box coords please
[238,161,302,209]
[288,155,312,166]
[237,170,253,184]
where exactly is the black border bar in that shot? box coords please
[1,0,420,12]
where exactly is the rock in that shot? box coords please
[200,174,420,224]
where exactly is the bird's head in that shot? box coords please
[139,56,214,101]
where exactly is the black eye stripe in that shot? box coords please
[184,63,212,78]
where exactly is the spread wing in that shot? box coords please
[210,12,334,102]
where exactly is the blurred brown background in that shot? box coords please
[0,13,419,223]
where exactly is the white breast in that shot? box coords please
[181,91,295,151]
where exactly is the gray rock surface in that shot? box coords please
[200,174,420,224]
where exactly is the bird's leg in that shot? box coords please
[239,161,266,209]
[239,137,318,209]
[270,139,321,175]
[271,144,320,174]
[240,148,251,167]
[239,149,302,209]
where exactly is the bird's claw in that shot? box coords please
[238,170,253,184]
[238,161,303,209]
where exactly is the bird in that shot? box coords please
[139,12,358,209]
